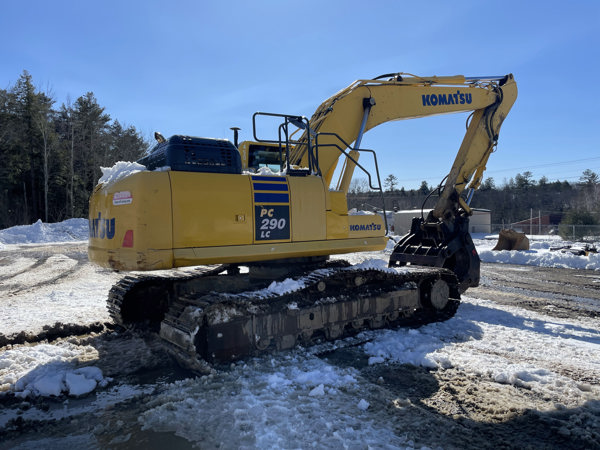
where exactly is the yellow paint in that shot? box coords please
[326,211,349,239]
[328,191,348,214]
[88,171,173,270]
[170,172,253,247]
[289,176,326,241]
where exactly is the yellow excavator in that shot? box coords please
[88,72,517,371]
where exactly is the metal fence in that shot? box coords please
[491,223,600,240]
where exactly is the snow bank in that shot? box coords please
[473,235,600,271]
[479,247,600,270]
[0,218,89,245]
[0,343,109,398]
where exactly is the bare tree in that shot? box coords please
[349,177,369,194]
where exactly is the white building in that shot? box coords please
[393,208,491,235]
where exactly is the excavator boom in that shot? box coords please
[291,73,517,198]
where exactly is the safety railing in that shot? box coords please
[250,112,389,233]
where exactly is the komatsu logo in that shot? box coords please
[89,212,115,239]
[422,91,472,107]
[350,223,382,232]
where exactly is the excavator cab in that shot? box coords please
[243,143,285,171]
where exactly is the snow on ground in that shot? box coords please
[1,220,119,400]
[0,260,119,336]
[1,219,120,337]
[135,300,600,448]
[138,354,411,448]
[1,219,600,447]
[364,296,600,404]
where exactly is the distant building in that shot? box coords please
[511,214,562,235]
[393,209,491,235]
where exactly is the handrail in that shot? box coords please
[314,132,388,234]
[251,112,390,233]
[252,112,319,175]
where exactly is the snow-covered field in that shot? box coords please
[1,220,599,448]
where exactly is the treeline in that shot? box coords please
[349,170,600,226]
[0,71,148,229]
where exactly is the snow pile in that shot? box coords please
[0,218,89,245]
[478,247,600,270]
[472,234,600,271]
[0,342,108,397]
[98,161,146,185]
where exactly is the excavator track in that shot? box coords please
[107,262,460,372]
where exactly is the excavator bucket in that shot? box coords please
[389,215,480,294]
[492,229,529,251]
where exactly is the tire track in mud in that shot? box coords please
[459,342,600,387]
[479,264,600,295]
[470,286,600,319]
[469,264,600,386]
[0,249,89,296]
[0,257,37,281]
[0,321,113,348]
[472,263,600,319]
[0,242,118,345]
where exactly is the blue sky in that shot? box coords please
[1,0,599,189]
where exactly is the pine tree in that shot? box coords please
[71,92,111,217]
[0,72,150,227]
[384,174,398,192]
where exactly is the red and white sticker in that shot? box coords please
[113,191,133,206]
